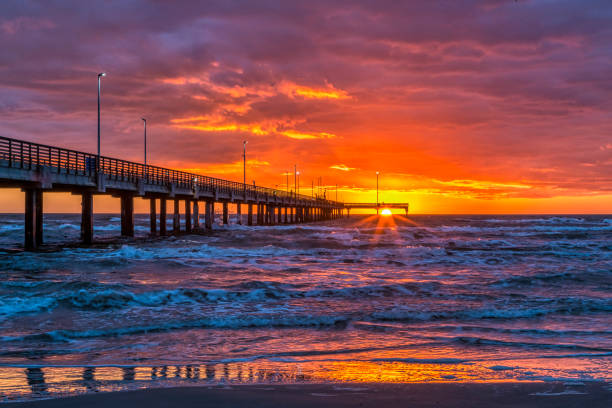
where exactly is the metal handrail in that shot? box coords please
[0,135,340,206]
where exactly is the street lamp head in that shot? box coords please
[296,171,300,175]
[98,72,106,78]
[376,171,379,175]
[141,117,146,122]
[243,140,248,145]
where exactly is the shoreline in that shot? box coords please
[5,382,611,407]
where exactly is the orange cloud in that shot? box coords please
[330,164,356,171]
[181,159,269,175]
[281,130,336,140]
[278,81,350,100]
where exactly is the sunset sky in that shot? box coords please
[1,0,611,213]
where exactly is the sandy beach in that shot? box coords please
[7,382,611,408]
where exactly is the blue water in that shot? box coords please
[0,214,610,400]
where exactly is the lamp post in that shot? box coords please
[294,164,297,198]
[297,171,300,195]
[140,118,147,162]
[141,118,147,179]
[97,72,106,169]
[376,171,380,214]
[286,171,289,193]
[243,140,248,196]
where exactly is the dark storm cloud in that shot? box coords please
[0,0,611,199]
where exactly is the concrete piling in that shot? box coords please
[81,191,93,244]
[173,199,180,234]
[149,198,157,236]
[24,188,42,249]
[120,193,134,237]
[159,198,167,236]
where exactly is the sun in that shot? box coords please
[381,208,392,216]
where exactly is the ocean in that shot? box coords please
[0,214,610,400]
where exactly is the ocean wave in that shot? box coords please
[490,271,611,288]
[0,280,441,315]
[451,336,612,352]
[481,217,587,224]
[0,296,56,317]
[371,298,612,322]
[0,314,352,342]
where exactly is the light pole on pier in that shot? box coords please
[376,171,380,214]
[97,72,106,169]
[294,164,297,198]
[243,140,248,196]
[141,118,147,164]
[297,171,300,196]
[141,117,147,179]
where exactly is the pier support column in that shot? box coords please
[24,188,42,249]
[81,191,93,244]
[149,198,157,236]
[205,200,213,230]
[290,207,295,223]
[247,203,253,226]
[36,190,43,246]
[236,202,242,225]
[193,200,199,231]
[284,207,288,224]
[223,202,228,225]
[120,193,134,237]
[159,198,167,236]
[278,206,282,224]
[173,199,180,234]
[185,200,192,233]
[264,204,268,225]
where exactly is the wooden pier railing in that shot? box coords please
[0,135,327,204]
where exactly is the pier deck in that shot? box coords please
[0,136,344,249]
[344,202,410,216]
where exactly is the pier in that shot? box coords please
[0,136,346,250]
[344,202,410,216]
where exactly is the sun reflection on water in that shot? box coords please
[1,355,608,401]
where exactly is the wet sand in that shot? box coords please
[8,382,611,407]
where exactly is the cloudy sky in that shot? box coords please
[1,0,611,213]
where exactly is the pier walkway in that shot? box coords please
[0,136,344,249]
[344,202,410,216]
